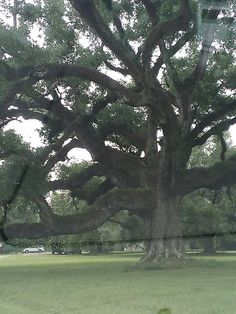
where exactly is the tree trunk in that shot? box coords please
[141,193,185,263]
[202,236,216,255]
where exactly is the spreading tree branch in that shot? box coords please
[193,116,236,147]
[69,0,143,83]
[72,178,115,205]
[141,1,191,68]
[141,0,159,24]
[98,121,146,151]
[48,163,106,191]
[152,28,195,74]
[2,188,155,240]
[103,60,129,76]
[8,63,142,106]
[87,93,120,121]
[44,138,82,171]
[191,98,236,139]
[178,154,236,195]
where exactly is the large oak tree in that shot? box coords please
[0,0,235,262]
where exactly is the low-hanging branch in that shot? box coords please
[2,188,155,240]
[178,154,236,195]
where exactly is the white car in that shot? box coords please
[23,246,45,253]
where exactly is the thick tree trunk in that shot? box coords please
[202,236,216,255]
[140,109,190,264]
[141,193,185,263]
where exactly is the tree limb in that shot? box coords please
[193,116,236,147]
[98,121,146,151]
[34,195,55,227]
[48,163,106,191]
[141,0,159,24]
[101,0,129,45]
[9,63,142,106]
[72,178,115,205]
[2,188,155,240]
[69,0,143,83]
[44,138,82,171]
[87,93,120,121]
[141,2,191,68]
[178,154,236,195]
[191,98,236,139]
[103,60,129,76]
[152,28,195,75]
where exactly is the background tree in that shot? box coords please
[0,0,236,263]
[180,138,236,254]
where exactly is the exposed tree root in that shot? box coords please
[127,239,192,271]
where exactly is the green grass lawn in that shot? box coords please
[0,253,236,314]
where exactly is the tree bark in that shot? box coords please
[141,192,185,263]
[202,236,216,255]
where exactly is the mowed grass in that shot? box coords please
[0,253,236,314]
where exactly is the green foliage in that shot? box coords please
[189,134,232,168]
[0,65,10,103]
[3,196,39,224]
[224,65,236,89]
[160,0,182,21]
[0,131,30,202]
[51,191,87,215]
[0,130,50,208]
[0,132,41,225]
[180,191,228,237]
[0,130,29,155]
[118,211,144,242]
[0,24,49,66]
[158,309,171,314]
[57,161,91,179]
[182,142,236,250]
[0,0,235,257]
[97,103,146,152]
[19,3,43,23]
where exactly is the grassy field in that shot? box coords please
[0,253,236,314]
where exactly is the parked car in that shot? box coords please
[23,246,45,253]
[51,246,66,255]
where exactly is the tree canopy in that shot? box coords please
[0,0,235,262]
